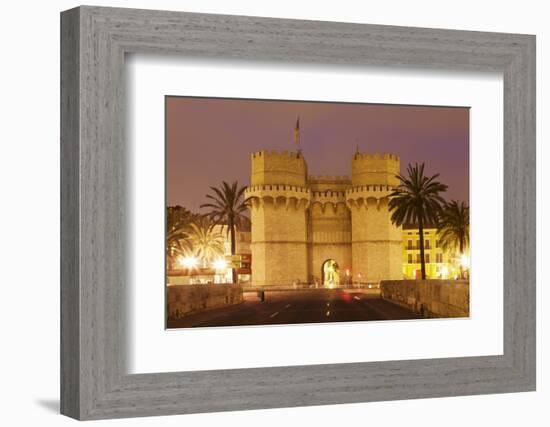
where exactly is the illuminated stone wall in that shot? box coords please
[166,284,243,320]
[351,153,400,187]
[250,150,307,187]
[380,280,469,318]
[247,185,310,286]
[347,190,403,282]
[307,186,352,285]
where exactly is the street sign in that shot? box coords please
[225,253,252,269]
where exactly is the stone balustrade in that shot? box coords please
[380,279,469,318]
[167,284,243,320]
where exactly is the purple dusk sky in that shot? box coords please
[166,96,469,212]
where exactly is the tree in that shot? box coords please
[200,181,250,283]
[166,206,197,270]
[187,218,225,269]
[437,200,470,279]
[389,163,448,280]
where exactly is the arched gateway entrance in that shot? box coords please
[322,259,340,288]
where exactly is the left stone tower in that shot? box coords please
[245,151,310,286]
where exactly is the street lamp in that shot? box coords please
[212,259,229,284]
[213,259,227,270]
[179,256,198,269]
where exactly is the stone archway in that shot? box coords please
[321,259,340,288]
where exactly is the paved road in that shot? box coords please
[167,289,421,328]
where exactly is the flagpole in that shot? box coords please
[294,116,301,154]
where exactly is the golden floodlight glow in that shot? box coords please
[460,254,470,268]
[180,256,198,269]
[213,259,228,270]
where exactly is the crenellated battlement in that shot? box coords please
[347,185,396,193]
[307,175,352,193]
[251,150,304,160]
[307,175,351,182]
[352,151,400,187]
[250,149,307,187]
[353,152,400,161]
[311,190,347,198]
[245,184,310,194]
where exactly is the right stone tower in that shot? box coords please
[346,153,403,282]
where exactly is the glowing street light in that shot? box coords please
[460,254,469,268]
[179,256,198,269]
[212,259,228,270]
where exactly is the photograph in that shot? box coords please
[165,96,470,328]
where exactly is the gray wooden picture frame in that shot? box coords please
[60,5,536,420]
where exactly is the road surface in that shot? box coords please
[167,289,421,328]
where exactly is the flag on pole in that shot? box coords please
[294,116,300,147]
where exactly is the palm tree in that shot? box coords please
[166,205,196,270]
[187,219,225,268]
[167,238,192,270]
[437,200,470,279]
[389,163,448,280]
[200,181,250,283]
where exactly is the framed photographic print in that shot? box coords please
[61,6,535,420]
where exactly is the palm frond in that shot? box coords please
[388,162,448,228]
[437,200,469,253]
